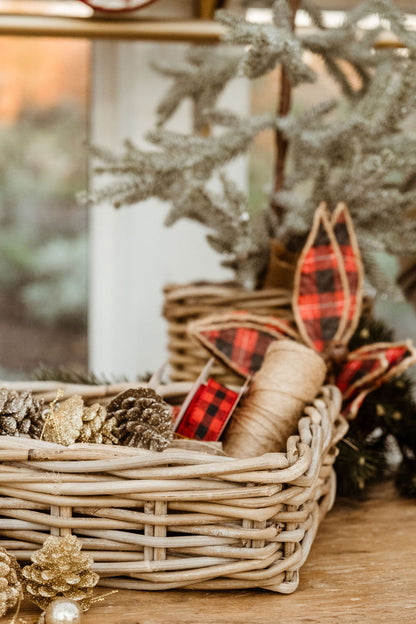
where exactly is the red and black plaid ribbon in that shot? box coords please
[175,378,239,441]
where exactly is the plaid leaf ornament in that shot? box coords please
[190,203,416,419]
[188,312,298,377]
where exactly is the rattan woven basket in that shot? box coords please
[0,380,347,594]
[163,282,293,385]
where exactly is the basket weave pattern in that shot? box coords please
[0,383,347,593]
[163,283,293,385]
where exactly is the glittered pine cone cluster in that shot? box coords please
[107,387,173,451]
[0,385,173,452]
[22,535,99,612]
[0,388,44,438]
[42,395,117,446]
[41,387,173,451]
[0,546,23,618]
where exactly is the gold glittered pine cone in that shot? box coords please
[0,388,44,438]
[77,402,117,445]
[42,395,84,446]
[0,546,23,618]
[42,395,116,446]
[107,387,173,451]
[22,534,99,612]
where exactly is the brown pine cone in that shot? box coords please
[0,546,23,617]
[107,387,173,452]
[22,535,99,612]
[0,388,44,438]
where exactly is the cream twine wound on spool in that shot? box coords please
[223,340,327,457]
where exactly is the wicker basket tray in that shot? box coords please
[163,282,293,385]
[0,381,347,594]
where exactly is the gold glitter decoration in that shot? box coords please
[42,396,116,446]
[22,535,99,612]
[0,388,44,438]
[107,387,173,451]
[0,546,23,618]
[77,403,116,445]
[42,395,84,446]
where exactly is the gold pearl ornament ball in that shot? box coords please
[44,599,83,624]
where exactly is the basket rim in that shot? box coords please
[0,384,346,482]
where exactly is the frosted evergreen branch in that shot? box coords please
[300,0,324,28]
[216,6,316,85]
[344,0,416,50]
[163,176,268,289]
[322,56,356,98]
[153,47,240,129]
[205,109,244,127]
[279,99,338,132]
[361,251,402,299]
[272,0,292,31]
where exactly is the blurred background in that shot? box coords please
[0,33,89,379]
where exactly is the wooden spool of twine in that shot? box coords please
[223,340,327,457]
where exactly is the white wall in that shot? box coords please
[89,40,248,380]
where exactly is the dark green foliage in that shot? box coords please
[336,437,385,499]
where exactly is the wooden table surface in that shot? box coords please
[13,483,416,624]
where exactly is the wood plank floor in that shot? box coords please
[13,483,416,624]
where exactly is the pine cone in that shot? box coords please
[42,396,116,446]
[0,388,44,438]
[77,403,116,445]
[22,535,99,612]
[0,546,22,618]
[107,387,173,451]
[42,395,84,446]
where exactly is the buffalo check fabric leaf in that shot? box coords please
[175,378,239,441]
[337,341,416,418]
[197,326,274,377]
[293,205,350,353]
[331,203,363,342]
[188,312,297,377]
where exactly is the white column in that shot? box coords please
[89,40,248,379]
